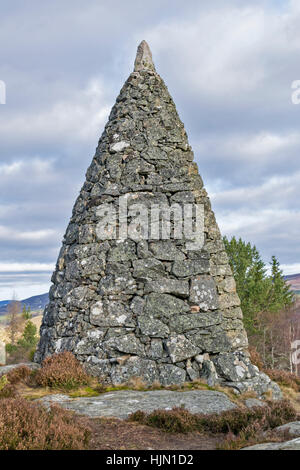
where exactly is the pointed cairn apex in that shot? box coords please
[134,40,156,73]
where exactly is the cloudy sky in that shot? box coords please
[0,0,300,300]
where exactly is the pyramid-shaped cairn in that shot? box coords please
[36,42,280,398]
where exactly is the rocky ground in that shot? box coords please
[1,362,300,450]
[242,437,300,450]
[87,418,221,450]
[38,389,238,419]
[37,388,300,450]
[88,419,300,450]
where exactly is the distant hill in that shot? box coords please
[0,293,49,316]
[0,274,298,316]
[21,293,49,311]
[284,273,300,294]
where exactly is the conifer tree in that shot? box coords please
[223,237,294,335]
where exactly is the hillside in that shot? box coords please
[0,293,48,316]
[0,314,42,344]
[284,273,300,294]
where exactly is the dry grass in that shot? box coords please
[101,377,258,407]
[18,384,55,400]
[68,385,102,398]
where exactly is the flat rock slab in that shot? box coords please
[274,421,300,438]
[38,389,237,419]
[0,362,40,377]
[242,437,300,450]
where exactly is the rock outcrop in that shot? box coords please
[35,41,280,398]
[242,438,300,450]
[38,389,238,419]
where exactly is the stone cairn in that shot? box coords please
[36,41,280,398]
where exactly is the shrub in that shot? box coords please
[266,399,297,427]
[35,352,90,390]
[0,375,8,391]
[200,399,296,434]
[130,407,199,433]
[0,398,91,450]
[265,368,300,392]
[248,344,300,393]
[6,365,32,385]
[218,423,286,450]
[0,375,17,399]
[0,366,35,398]
[0,384,17,399]
[129,399,297,435]
[248,346,264,370]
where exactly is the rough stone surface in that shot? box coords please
[38,389,237,419]
[274,421,300,437]
[224,372,282,400]
[242,437,300,450]
[244,398,266,408]
[35,41,279,398]
[200,359,220,387]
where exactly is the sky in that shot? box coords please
[0,0,300,300]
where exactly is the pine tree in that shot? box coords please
[268,255,294,311]
[17,320,38,350]
[223,237,294,335]
[22,305,32,320]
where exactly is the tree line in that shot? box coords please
[224,236,299,374]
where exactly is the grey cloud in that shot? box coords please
[0,0,299,298]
